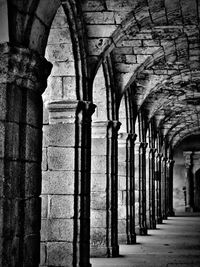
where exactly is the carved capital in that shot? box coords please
[0,43,52,94]
[76,101,96,123]
[107,120,121,137]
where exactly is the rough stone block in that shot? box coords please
[91,155,106,173]
[118,206,126,219]
[42,148,48,171]
[91,210,106,228]
[25,126,42,162]
[118,219,126,234]
[47,242,73,266]
[41,195,48,219]
[3,161,25,198]
[90,227,107,248]
[118,175,126,191]
[118,162,126,175]
[47,28,71,45]
[24,234,40,266]
[91,138,106,155]
[24,197,41,235]
[136,54,149,64]
[91,173,106,192]
[6,84,22,123]
[48,147,74,171]
[125,54,137,63]
[5,122,19,159]
[40,242,47,266]
[41,218,73,242]
[47,76,62,100]
[82,1,105,12]
[49,195,74,218]
[51,61,75,76]
[0,84,6,120]
[118,146,126,161]
[43,106,49,125]
[46,43,74,62]
[43,123,75,147]
[91,192,106,210]
[84,12,115,24]
[63,76,76,99]
[51,12,68,28]
[26,89,43,127]
[42,170,74,195]
[87,25,117,37]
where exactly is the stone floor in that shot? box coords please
[91,214,200,267]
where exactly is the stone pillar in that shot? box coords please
[183,152,194,212]
[148,148,156,229]
[108,120,121,256]
[0,43,52,267]
[146,147,150,228]
[135,142,148,235]
[161,157,167,220]
[90,121,108,257]
[126,133,137,244]
[118,133,137,245]
[167,160,175,216]
[41,100,95,267]
[155,153,162,224]
[90,120,120,257]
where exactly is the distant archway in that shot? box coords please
[194,168,200,212]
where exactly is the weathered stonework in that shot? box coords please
[0,43,52,267]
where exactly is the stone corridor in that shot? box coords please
[91,214,200,267]
[1,0,200,266]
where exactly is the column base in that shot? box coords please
[119,233,136,245]
[150,219,156,229]
[127,233,137,244]
[109,245,119,257]
[90,245,119,258]
[139,227,148,236]
[185,206,193,212]
[156,217,162,224]
[162,214,168,220]
[167,210,175,216]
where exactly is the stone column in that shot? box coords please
[107,120,121,257]
[155,153,162,224]
[118,133,129,244]
[0,43,52,267]
[90,120,120,257]
[148,148,156,229]
[42,100,95,267]
[146,147,150,229]
[167,160,175,216]
[126,133,137,244]
[90,121,108,257]
[118,133,137,244]
[161,157,167,220]
[183,152,194,212]
[135,142,148,235]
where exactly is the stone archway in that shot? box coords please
[194,168,200,211]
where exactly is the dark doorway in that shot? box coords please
[194,169,200,211]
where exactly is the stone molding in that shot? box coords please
[47,100,96,123]
[0,42,52,93]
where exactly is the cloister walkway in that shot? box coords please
[91,214,200,267]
